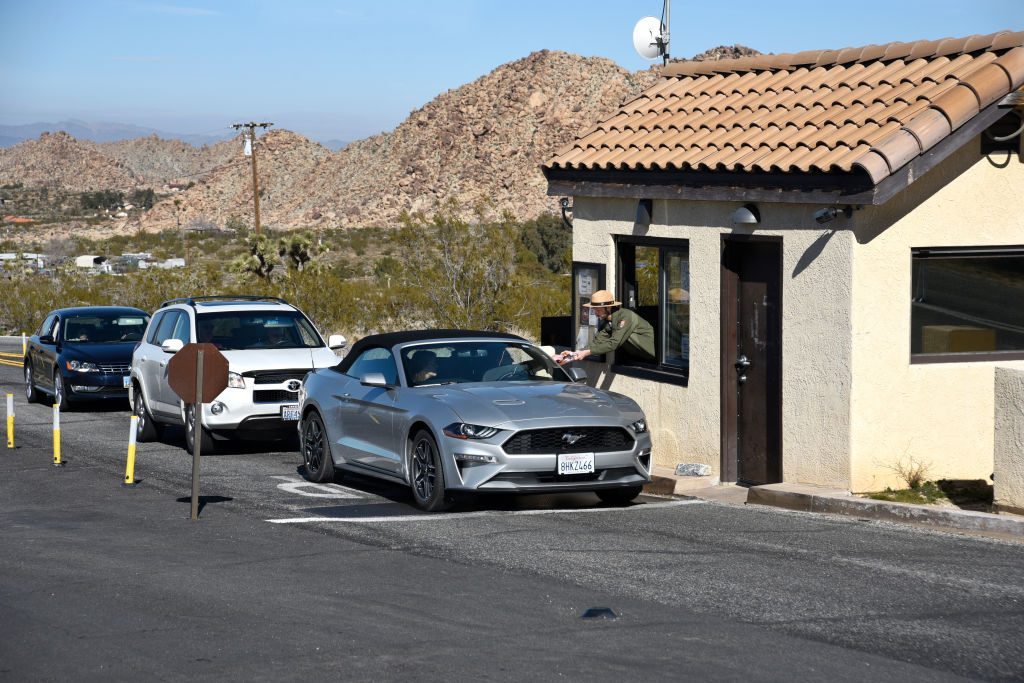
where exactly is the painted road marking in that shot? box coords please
[272,475,364,499]
[0,359,22,368]
[266,498,701,524]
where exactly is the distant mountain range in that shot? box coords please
[0,120,349,151]
[0,120,232,148]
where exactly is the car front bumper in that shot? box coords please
[441,429,653,493]
[196,383,302,438]
[66,371,132,400]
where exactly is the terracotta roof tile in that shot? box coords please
[545,30,1024,185]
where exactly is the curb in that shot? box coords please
[747,485,1024,541]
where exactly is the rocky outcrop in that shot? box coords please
[88,135,237,186]
[0,131,140,191]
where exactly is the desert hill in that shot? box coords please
[1,46,759,232]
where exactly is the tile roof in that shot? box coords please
[545,31,1024,185]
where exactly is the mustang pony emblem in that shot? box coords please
[561,432,587,446]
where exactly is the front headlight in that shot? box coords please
[227,371,245,389]
[66,360,99,372]
[443,423,500,440]
[629,418,648,434]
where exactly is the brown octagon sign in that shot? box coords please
[168,343,230,404]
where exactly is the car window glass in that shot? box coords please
[196,311,323,350]
[346,347,398,385]
[154,311,180,345]
[401,341,569,384]
[171,312,191,345]
[146,312,165,344]
[37,314,57,338]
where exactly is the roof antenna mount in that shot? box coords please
[632,0,671,65]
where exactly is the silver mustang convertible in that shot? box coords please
[298,330,653,511]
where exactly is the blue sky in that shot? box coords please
[1,1,1020,142]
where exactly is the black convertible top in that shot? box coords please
[336,329,526,373]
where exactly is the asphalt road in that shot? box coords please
[1,340,1023,682]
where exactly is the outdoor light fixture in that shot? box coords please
[813,205,854,224]
[731,203,760,225]
[635,198,653,227]
[560,197,573,229]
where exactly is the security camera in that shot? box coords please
[813,207,839,224]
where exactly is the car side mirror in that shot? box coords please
[39,335,54,345]
[360,372,390,388]
[566,366,588,383]
[161,339,184,354]
[328,334,347,350]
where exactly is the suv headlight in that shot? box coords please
[227,371,245,389]
[629,418,648,434]
[444,423,500,440]
[66,360,99,372]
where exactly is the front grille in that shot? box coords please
[253,389,299,403]
[502,427,634,455]
[244,369,309,385]
[99,363,130,374]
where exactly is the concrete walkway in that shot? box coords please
[645,471,1024,543]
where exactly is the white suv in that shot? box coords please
[129,296,346,454]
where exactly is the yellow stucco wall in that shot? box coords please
[571,198,854,488]
[570,136,1023,492]
[848,140,1024,492]
[994,368,1024,513]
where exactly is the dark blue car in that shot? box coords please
[25,306,150,410]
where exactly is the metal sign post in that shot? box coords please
[167,342,229,521]
[190,350,204,520]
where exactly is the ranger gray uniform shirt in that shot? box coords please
[587,308,656,361]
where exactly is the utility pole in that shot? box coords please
[231,121,273,234]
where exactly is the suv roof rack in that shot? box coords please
[159,295,292,309]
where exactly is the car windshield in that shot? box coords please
[62,314,149,343]
[401,341,570,386]
[195,311,323,350]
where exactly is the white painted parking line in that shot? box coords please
[266,498,701,524]
[272,475,364,499]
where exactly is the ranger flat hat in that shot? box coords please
[583,289,622,308]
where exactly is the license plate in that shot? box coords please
[557,452,595,475]
[122,375,131,388]
[281,404,300,421]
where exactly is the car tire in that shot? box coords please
[300,411,335,483]
[25,363,40,404]
[53,372,74,412]
[184,403,217,455]
[595,485,643,506]
[409,429,452,512]
[133,385,162,442]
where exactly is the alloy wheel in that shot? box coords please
[303,418,324,473]
[134,391,147,438]
[412,437,436,502]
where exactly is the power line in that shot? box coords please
[230,121,273,234]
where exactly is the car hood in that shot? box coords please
[220,347,339,373]
[61,342,137,363]
[426,382,641,427]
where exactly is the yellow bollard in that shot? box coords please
[123,416,139,487]
[6,393,13,449]
[22,333,26,357]
[52,404,64,467]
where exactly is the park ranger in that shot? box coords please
[556,289,655,364]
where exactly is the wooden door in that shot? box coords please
[721,238,782,485]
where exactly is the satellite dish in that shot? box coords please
[632,16,665,60]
